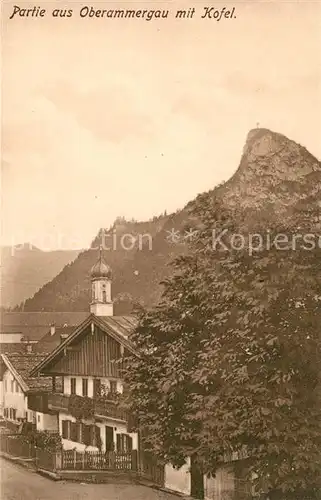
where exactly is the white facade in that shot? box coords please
[2,369,30,422]
[63,375,123,397]
[58,411,138,452]
[165,459,191,495]
[163,460,237,499]
[0,333,24,343]
[36,411,58,432]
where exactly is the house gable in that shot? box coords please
[44,325,128,377]
[0,355,28,392]
[31,315,136,378]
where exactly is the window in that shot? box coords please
[110,380,117,394]
[4,380,7,392]
[62,420,70,439]
[82,378,88,397]
[70,422,78,442]
[94,426,101,447]
[37,415,40,423]
[70,377,76,395]
[82,424,91,446]
[105,426,114,451]
[61,376,64,394]
[11,381,14,392]
[93,378,101,398]
[15,381,19,393]
[12,409,17,421]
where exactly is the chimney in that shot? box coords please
[60,333,68,344]
[50,324,56,336]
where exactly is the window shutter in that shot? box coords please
[70,422,77,442]
[76,422,82,443]
[116,434,121,452]
[89,425,94,446]
[82,379,88,397]
[62,420,67,439]
[93,379,101,398]
[95,426,100,445]
[126,435,133,452]
[82,424,90,446]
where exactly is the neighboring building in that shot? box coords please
[0,333,24,343]
[29,250,138,453]
[0,343,35,355]
[0,353,55,426]
[0,311,89,342]
[35,325,75,354]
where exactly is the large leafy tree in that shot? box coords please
[124,192,321,499]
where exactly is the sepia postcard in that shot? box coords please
[1,0,320,499]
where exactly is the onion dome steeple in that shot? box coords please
[90,246,113,317]
[90,246,112,280]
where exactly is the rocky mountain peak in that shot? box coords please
[240,128,320,181]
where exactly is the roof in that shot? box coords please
[30,313,138,377]
[0,343,31,355]
[98,316,137,340]
[1,354,53,392]
[0,312,89,341]
[35,326,75,353]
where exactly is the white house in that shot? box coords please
[29,250,138,453]
[0,353,55,428]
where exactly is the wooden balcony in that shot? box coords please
[28,392,56,414]
[47,393,70,412]
[45,393,127,422]
[94,398,127,421]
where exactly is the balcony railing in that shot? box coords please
[46,393,127,422]
[94,398,127,421]
[47,393,70,412]
[28,392,57,414]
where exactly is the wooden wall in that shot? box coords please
[44,326,127,378]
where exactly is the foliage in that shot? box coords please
[68,394,94,420]
[20,429,62,451]
[124,181,321,499]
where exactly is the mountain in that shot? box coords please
[1,245,81,309]
[21,128,321,313]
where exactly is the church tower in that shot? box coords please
[90,247,113,317]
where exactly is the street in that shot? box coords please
[0,458,180,500]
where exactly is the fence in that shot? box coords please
[0,433,165,489]
[0,433,138,472]
[140,450,165,487]
[0,434,35,460]
[61,449,136,471]
[35,448,58,471]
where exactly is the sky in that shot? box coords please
[2,0,321,250]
